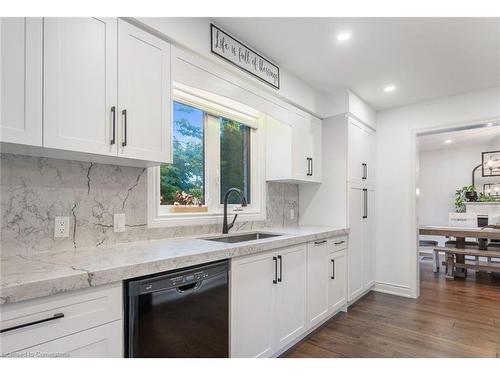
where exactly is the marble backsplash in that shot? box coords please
[0,153,298,258]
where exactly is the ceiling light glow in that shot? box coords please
[337,32,351,41]
[384,85,396,93]
[444,139,453,144]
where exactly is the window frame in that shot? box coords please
[147,89,266,228]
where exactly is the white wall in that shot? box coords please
[134,17,324,117]
[419,143,496,227]
[375,86,500,298]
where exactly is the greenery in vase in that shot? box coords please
[479,192,500,202]
[454,185,476,213]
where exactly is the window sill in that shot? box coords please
[148,209,266,228]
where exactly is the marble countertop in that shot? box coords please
[0,226,348,305]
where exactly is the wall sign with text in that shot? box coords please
[210,24,280,89]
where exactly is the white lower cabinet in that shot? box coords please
[230,244,307,358]
[230,251,275,358]
[328,247,347,312]
[231,237,347,358]
[307,239,347,328]
[0,283,123,357]
[14,320,123,358]
[274,245,307,349]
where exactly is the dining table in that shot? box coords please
[419,225,500,278]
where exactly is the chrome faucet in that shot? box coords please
[222,188,247,234]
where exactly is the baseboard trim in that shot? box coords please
[373,281,413,298]
[272,303,348,358]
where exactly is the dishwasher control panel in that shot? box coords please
[170,271,208,286]
[131,261,229,295]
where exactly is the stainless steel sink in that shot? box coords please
[203,232,282,243]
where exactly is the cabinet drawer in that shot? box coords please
[0,282,122,354]
[331,237,347,252]
[9,320,123,358]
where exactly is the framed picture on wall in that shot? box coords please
[482,151,500,177]
[483,183,500,196]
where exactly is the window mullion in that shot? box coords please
[206,114,221,213]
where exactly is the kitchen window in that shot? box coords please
[148,87,265,227]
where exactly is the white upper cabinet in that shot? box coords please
[266,111,322,183]
[0,18,43,146]
[3,18,171,166]
[117,19,171,163]
[348,118,376,185]
[44,17,118,156]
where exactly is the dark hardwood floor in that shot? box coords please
[283,262,500,357]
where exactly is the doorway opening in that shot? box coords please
[415,120,500,293]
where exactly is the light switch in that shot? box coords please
[54,216,70,238]
[114,213,126,233]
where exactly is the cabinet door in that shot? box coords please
[15,320,123,358]
[0,18,42,146]
[265,115,292,181]
[290,112,314,181]
[363,188,376,288]
[348,120,375,183]
[230,253,275,358]
[328,249,347,313]
[118,20,171,163]
[44,17,118,156]
[275,244,307,349]
[348,185,364,301]
[306,240,330,327]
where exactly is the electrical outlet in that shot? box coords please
[114,213,126,233]
[54,216,70,238]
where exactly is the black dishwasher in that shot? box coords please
[125,260,229,358]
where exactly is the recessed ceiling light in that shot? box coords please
[444,139,453,144]
[337,32,351,41]
[384,85,396,93]
[486,122,494,127]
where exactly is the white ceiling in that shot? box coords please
[418,123,500,152]
[211,18,500,110]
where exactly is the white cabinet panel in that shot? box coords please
[275,244,307,348]
[265,115,292,180]
[14,320,123,358]
[0,282,122,353]
[231,243,307,357]
[328,249,347,313]
[118,19,171,163]
[230,252,275,358]
[348,184,375,302]
[348,119,375,184]
[363,189,376,288]
[0,18,42,146]
[43,17,117,156]
[348,185,365,301]
[266,111,321,183]
[306,240,330,327]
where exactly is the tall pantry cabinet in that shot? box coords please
[299,114,376,304]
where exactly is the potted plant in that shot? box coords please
[455,185,477,213]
